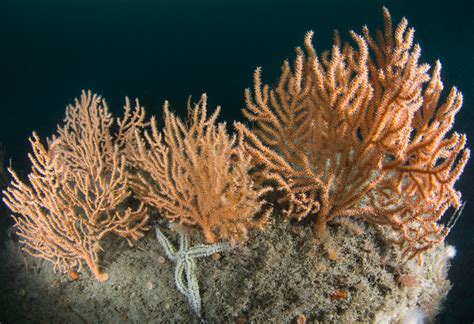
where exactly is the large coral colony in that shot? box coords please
[2,7,469,317]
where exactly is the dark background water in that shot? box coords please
[1,0,472,322]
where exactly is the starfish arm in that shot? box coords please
[174,260,188,296]
[187,242,232,259]
[186,259,202,317]
[156,226,178,261]
[180,229,190,253]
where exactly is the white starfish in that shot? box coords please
[156,226,232,318]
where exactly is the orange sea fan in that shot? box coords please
[236,8,469,257]
[129,94,272,244]
[2,91,149,281]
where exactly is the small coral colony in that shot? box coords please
[2,7,469,316]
